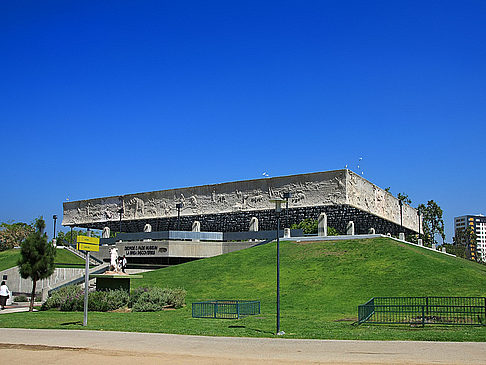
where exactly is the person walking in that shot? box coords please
[122,255,127,273]
[0,281,10,310]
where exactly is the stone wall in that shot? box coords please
[0,267,85,294]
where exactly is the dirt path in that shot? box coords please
[1,328,485,364]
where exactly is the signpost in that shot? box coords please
[76,233,99,326]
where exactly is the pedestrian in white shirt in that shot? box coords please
[0,281,10,310]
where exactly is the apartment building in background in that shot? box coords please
[454,214,486,261]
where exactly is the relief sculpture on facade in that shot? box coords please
[62,170,418,232]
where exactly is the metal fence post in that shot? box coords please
[422,305,425,327]
[484,298,486,324]
[214,302,217,318]
[426,297,429,316]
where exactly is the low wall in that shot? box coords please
[0,267,85,294]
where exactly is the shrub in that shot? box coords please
[132,287,186,312]
[42,285,129,312]
[89,290,129,312]
[129,287,150,308]
[14,295,28,302]
[42,285,186,312]
[41,285,83,311]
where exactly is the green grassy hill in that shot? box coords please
[2,237,486,341]
[0,247,86,271]
[127,237,486,340]
[135,237,486,313]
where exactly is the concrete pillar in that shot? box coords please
[442,246,447,253]
[346,221,355,235]
[368,228,375,234]
[42,287,49,302]
[418,239,423,246]
[249,217,258,232]
[317,213,327,237]
[102,227,110,238]
[399,232,405,241]
[432,244,437,250]
[192,221,201,242]
[284,228,291,238]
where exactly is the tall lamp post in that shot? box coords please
[270,197,285,336]
[417,206,422,240]
[176,203,183,230]
[52,215,57,246]
[118,207,124,236]
[283,192,292,229]
[399,199,403,233]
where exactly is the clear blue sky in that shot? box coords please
[1,1,485,241]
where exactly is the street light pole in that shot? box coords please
[118,207,124,237]
[52,215,57,246]
[283,192,292,229]
[270,197,285,336]
[176,203,183,230]
[417,207,422,240]
[399,200,403,233]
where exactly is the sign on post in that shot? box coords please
[77,235,100,251]
[76,233,99,327]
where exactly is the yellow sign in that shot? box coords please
[77,243,100,252]
[77,235,100,245]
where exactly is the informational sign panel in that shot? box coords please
[77,235,100,252]
[77,243,100,252]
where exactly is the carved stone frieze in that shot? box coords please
[62,169,419,232]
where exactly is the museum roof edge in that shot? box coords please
[63,169,351,205]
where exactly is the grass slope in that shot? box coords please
[0,248,85,271]
[0,249,20,272]
[2,238,486,341]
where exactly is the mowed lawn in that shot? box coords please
[2,238,486,341]
[0,247,85,271]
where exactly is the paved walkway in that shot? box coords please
[1,328,485,364]
[0,305,36,314]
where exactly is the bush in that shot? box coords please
[132,287,186,312]
[14,295,28,302]
[89,290,129,312]
[129,287,150,308]
[41,285,186,312]
[42,285,129,312]
[41,285,83,311]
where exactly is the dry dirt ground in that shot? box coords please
[1,328,486,364]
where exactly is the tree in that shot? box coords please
[397,193,412,231]
[0,221,34,251]
[54,229,100,246]
[419,200,445,245]
[291,219,339,235]
[17,217,56,311]
[454,226,478,262]
[397,193,412,205]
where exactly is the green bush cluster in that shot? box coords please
[41,285,83,311]
[41,285,129,312]
[41,285,185,312]
[131,287,186,312]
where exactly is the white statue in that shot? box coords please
[109,247,119,272]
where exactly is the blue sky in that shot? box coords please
[1,1,485,241]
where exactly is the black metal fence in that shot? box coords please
[192,300,261,319]
[358,297,486,326]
